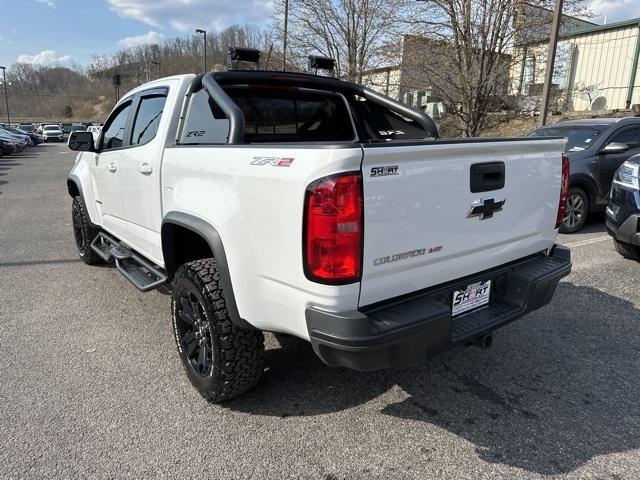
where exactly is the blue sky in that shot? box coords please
[1,0,639,70]
[0,0,272,69]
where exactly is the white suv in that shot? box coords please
[42,124,64,142]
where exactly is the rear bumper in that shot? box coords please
[307,245,571,371]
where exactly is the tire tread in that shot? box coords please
[173,258,264,403]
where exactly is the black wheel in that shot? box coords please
[71,196,102,265]
[560,187,589,234]
[172,258,264,403]
[613,239,640,261]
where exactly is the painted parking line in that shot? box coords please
[562,235,611,248]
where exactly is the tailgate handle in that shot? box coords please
[470,162,505,193]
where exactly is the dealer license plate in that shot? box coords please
[452,280,491,317]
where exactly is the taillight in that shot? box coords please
[304,172,363,284]
[556,154,570,228]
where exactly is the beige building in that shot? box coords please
[511,18,640,111]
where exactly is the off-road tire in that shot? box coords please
[172,258,265,403]
[560,187,589,234]
[72,196,102,265]
[613,238,640,261]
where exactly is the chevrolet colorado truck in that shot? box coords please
[67,69,572,402]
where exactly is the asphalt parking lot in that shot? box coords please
[1,143,639,479]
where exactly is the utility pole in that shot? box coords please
[196,29,207,73]
[282,0,289,71]
[0,66,10,125]
[151,61,161,79]
[539,0,564,126]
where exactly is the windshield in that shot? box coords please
[19,125,33,132]
[44,126,59,131]
[530,125,603,152]
[71,126,87,131]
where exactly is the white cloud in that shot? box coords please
[17,50,76,68]
[106,0,272,32]
[35,0,56,7]
[117,31,165,48]
[589,0,640,23]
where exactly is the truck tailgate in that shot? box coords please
[359,138,565,307]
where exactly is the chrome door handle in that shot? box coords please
[138,162,153,174]
[107,162,117,172]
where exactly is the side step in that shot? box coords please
[90,232,167,292]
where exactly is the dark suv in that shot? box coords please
[606,156,640,260]
[531,117,640,233]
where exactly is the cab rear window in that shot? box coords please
[228,89,354,143]
[180,88,354,144]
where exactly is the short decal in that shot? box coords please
[370,165,399,177]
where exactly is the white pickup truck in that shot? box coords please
[67,69,571,402]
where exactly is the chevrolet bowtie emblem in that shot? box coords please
[467,197,506,220]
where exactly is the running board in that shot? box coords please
[90,232,167,292]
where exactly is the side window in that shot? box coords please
[350,97,431,141]
[180,90,229,144]
[610,127,640,148]
[131,95,167,146]
[101,101,132,150]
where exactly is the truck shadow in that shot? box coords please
[226,282,640,475]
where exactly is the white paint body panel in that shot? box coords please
[359,139,565,306]
[69,74,565,341]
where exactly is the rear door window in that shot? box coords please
[131,95,166,146]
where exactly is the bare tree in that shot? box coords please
[402,0,591,136]
[273,0,405,82]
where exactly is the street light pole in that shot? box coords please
[196,29,207,73]
[151,61,161,79]
[539,0,564,126]
[0,66,9,125]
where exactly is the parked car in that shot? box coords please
[0,138,15,156]
[42,124,65,142]
[67,70,571,402]
[61,123,72,134]
[7,126,43,146]
[86,125,102,143]
[0,129,28,152]
[530,117,640,233]
[69,125,87,133]
[606,156,640,260]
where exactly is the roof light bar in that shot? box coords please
[227,47,261,71]
[308,55,336,76]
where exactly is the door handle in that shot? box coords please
[107,162,117,173]
[138,162,153,174]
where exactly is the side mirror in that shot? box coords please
[601,142,629,154]
[68,131,95,152]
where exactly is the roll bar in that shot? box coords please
[356,86,439,139]
[201,74,246,144]
[180,71,439,144]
